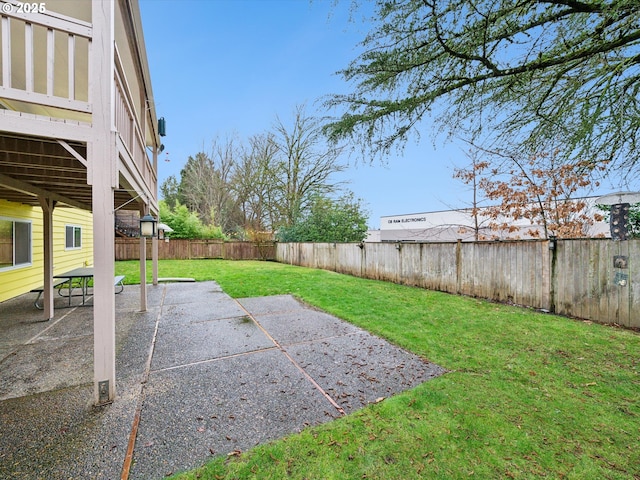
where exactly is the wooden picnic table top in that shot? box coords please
[54,267,94,279]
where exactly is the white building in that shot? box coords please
[376,197,609,242]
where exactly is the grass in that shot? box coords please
[116,260,640,479]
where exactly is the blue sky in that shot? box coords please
[138,0,470,229]
[138,0,622,229]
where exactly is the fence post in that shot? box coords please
[548,237,557,313]
[456,239,462,295]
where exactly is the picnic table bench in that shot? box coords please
[30,278,70,309]
[114,275,125,293]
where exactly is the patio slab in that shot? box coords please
[160,295,246,325]
[151,315,274,370]
[0,281,446,479]
[132,349,341,478]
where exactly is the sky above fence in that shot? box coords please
[139,0,629,229]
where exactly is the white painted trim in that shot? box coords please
[0,86,92,113]
[68,33,75,100]
[25,22,34,91]
[2,16,11,88]
[46,27,54,96]
[116,136,156,209]
[57,139,88,167]
[0,109,92,142]
[0,216,33,271]
[3,1,92,37]
[90,0,116,405]
[123,0,161,146]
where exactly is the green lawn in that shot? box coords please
[117,260,640,479]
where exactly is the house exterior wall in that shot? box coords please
[0,0,161,404]
[0,199,93,302]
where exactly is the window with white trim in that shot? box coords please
[0,218,32,270]
[65,225,82,249]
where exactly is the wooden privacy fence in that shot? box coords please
[276,239,640,328]
[115,238,276,261]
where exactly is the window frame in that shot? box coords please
[65,224,82,250]
[0,217,33,272]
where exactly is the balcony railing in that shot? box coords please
[114,46,157,196]
[0,3,91,114]
[0,1,157,197]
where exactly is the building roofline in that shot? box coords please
[380,195,612,219]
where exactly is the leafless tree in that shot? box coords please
[210,136,243,233]
[453,148,493,241]
[233,133,279,231]
[178,151,216,225]
[271,104,347,227]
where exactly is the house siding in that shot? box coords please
[0,200,93,302]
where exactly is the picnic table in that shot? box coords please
[32,268,125,309]
[54,267,95,306]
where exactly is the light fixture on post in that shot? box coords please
[140,213,157,238]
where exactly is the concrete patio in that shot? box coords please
[0,281,445,479]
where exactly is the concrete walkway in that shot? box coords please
[0,281,445,479]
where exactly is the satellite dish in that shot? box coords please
[595,191,640,205]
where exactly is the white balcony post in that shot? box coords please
[152,146,159,286]
[90,0,117,405]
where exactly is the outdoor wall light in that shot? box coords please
[140,213,157,238]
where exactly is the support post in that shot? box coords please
[455,239,462,295]
[92,157,116,404]
[152,235,158,286]
[547,237,557,313]
[38,196,56,320]
[90,0,116,405]
[139,207,148,312]
[152,146,159,286]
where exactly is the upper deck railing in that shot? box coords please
[0,0,156,196]
[114,44,157,197]
[0,2,91,114]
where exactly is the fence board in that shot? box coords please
[315,243,336,271]
[115,238,275,261]
[276,239,640,327]
[458,242,476,297]
[336,243,362,277]
[629,242,640,328]
[400,243,420,287]
[299,243,314,267]
[363,243,397,282]
[555,240,570,316]
[422,243,457,292]
[595,240,609,321]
